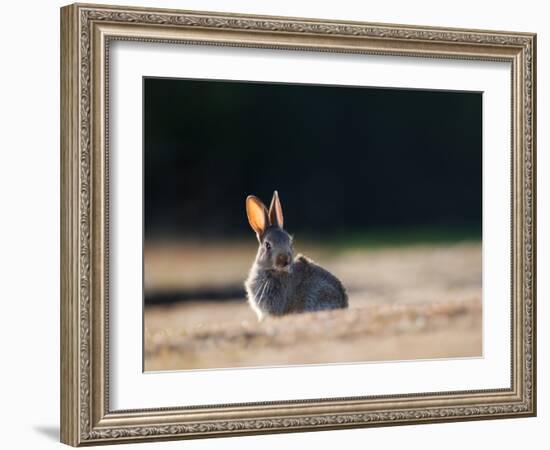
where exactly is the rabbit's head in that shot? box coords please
[246,191,294,272]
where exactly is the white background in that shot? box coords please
[0,0,546,449]
[111,43,511,409]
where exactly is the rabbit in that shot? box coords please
[244,191,348,321]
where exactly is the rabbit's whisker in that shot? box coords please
[258,280,269,306]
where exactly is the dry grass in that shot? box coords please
[144,241,482,371]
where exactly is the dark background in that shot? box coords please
[144,77,482,242]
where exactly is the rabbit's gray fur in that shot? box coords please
[244,191,348,321]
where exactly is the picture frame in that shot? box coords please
[60,2,537,446]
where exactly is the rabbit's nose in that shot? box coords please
[276,253,290,267]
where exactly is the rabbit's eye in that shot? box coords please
[265,241,271,250]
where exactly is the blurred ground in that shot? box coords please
[144,241,482,371]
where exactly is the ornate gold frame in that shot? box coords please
[60,3,537,446]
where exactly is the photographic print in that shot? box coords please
[143,78,482,371]
[61,4,536,445]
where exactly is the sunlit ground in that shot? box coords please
[144,236,481,371]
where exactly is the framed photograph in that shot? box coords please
[60,3,537,446]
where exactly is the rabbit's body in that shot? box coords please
[244,192,348,321]
[246,254,348,320]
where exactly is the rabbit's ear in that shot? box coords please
[246,195,269,237]
[268,190,284,228]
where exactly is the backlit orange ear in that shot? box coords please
[246,195,269,237]
[268,190,284,228]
